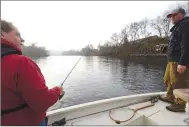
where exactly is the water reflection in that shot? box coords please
[34,56,167,110]
[120,57,166,94]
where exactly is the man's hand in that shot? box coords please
[177,65,187,74]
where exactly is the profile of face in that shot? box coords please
[1,25,24,49]
[170,13,184,24]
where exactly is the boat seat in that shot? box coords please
[173,89,189,103]
[174,89,189,125]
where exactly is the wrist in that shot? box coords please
[178,64,186,67]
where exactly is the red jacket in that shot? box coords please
[1,39,61,126]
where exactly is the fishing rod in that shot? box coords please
[59,52,85,100]
[61,57,82,87]
[59,56,82,99]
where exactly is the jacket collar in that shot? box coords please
[1,38,22,52]
[1,38,22,57]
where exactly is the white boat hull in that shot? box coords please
[47,92,189,126]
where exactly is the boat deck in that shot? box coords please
[66,99,189,126]
[47,92,189,126]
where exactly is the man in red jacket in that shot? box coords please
[1,20,64,125]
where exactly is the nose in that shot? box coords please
[20,37,25,43]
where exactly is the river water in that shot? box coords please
[34,56,167,111]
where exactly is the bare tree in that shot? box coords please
[110,33,121,44]
[129,22,140,42]
[120,25,130,44]
[161,11,171,37]
[138,18,151,38]
[162,18,170,37]
[151,16,163,38]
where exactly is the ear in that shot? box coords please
[1,30,9,39]
[1,30,5,39]
[1,30,4,36]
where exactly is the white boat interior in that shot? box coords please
[47,90,189,126]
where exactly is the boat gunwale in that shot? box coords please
[47,91,166,116]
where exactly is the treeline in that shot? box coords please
[22,43,49,57]
[62,2,188,57]
[62,45,98,56]
[62,50,81,56]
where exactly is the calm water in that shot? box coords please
[34,56,167,111]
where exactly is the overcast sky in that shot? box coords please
[1,1,187,52]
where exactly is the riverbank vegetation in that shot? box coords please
[22,43,49,57]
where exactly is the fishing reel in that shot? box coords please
[59,91,65,100]
[150,96,159,104]
[47,117,66,126]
